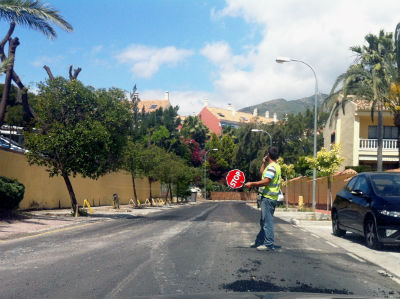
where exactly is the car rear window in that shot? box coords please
[370,174,400,197]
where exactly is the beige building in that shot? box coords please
[323,98,398,170]
[136,91,172,113]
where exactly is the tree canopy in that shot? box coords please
[24,77,132,213]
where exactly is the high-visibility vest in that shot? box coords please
[260,162,281,200]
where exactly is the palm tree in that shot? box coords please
[324,30,397,171]
[181,116,210,147]
[386,82,400,167]
[0,0,73,127]
[0,0,72,38]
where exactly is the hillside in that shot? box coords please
[239,94,328,119]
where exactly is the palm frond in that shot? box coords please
[0,0,73,39]
[0,56,12,73]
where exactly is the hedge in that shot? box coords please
[0,176,25,210]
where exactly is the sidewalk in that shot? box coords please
[247,203,400,285]
[0,202,200,241]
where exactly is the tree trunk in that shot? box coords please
[0,37,19,126]
[131,174,138,205]
[148,177,153,206]
[169,183,173,203]
[395,112,400,169]
[165,184,170,203]
[327,178,332,211]
[176,182,180,203]
[285,177,288,210]
[377,108,383,171]
[62,172,78,216]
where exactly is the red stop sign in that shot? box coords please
[226,169,246,189]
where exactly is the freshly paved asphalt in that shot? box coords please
[0,201,399,298]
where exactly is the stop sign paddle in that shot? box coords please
[226,169,246,189]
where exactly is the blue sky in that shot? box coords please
[2,0,400,115]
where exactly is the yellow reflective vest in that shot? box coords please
[260,162,281,201]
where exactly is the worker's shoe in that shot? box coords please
[256,245,278,251]
[250,242,257,248]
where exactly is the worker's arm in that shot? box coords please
[259,156,268,176]
[244,177,271,188]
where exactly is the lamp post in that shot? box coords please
[276,56,318,210]
[204,148,218,200]
[251,129,272,146]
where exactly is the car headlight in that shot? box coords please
[379,210,400,217]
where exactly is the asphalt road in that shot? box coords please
[0,201,399,298]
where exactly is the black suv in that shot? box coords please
[332,172,400,249]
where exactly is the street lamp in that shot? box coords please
[276,56,318,209]
[251,129,272,146]
[204,148,218,200]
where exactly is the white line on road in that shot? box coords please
[325,241,338,248]
[347,253,365,263]
[285,247,325,252]
[311,233,320,239]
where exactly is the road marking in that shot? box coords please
[311,233,320,239]
[285,247,325,252]
[347,253,365,263]
[325,241,338,248]
[390,276,400,285]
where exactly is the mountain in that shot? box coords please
[238,94,328,119]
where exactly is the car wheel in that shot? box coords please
[365,218,382,250]
[332,211,346,237]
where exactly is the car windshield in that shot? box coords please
[370,174,400,197]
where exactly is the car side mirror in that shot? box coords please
[351,190,363,196]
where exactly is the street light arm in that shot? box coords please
[251,129,272,147]
[290,59,319,91]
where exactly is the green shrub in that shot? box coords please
[0,176,25,210]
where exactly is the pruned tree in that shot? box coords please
[0,0,73,127]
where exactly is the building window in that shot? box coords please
[217,113,225,117]
[384,126,398,139]
[368,126,398,139]
[368,126,377,139]
[330,132,335,144]
[150,105,158,109]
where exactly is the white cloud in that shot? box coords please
[201,41,250,71]
[202,0,400,110]
[116,45,194,78]
[32,55,64,67]
[91,45,103,54]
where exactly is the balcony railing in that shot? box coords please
[359,139,398,151]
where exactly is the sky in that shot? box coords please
[2,0,400,116]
